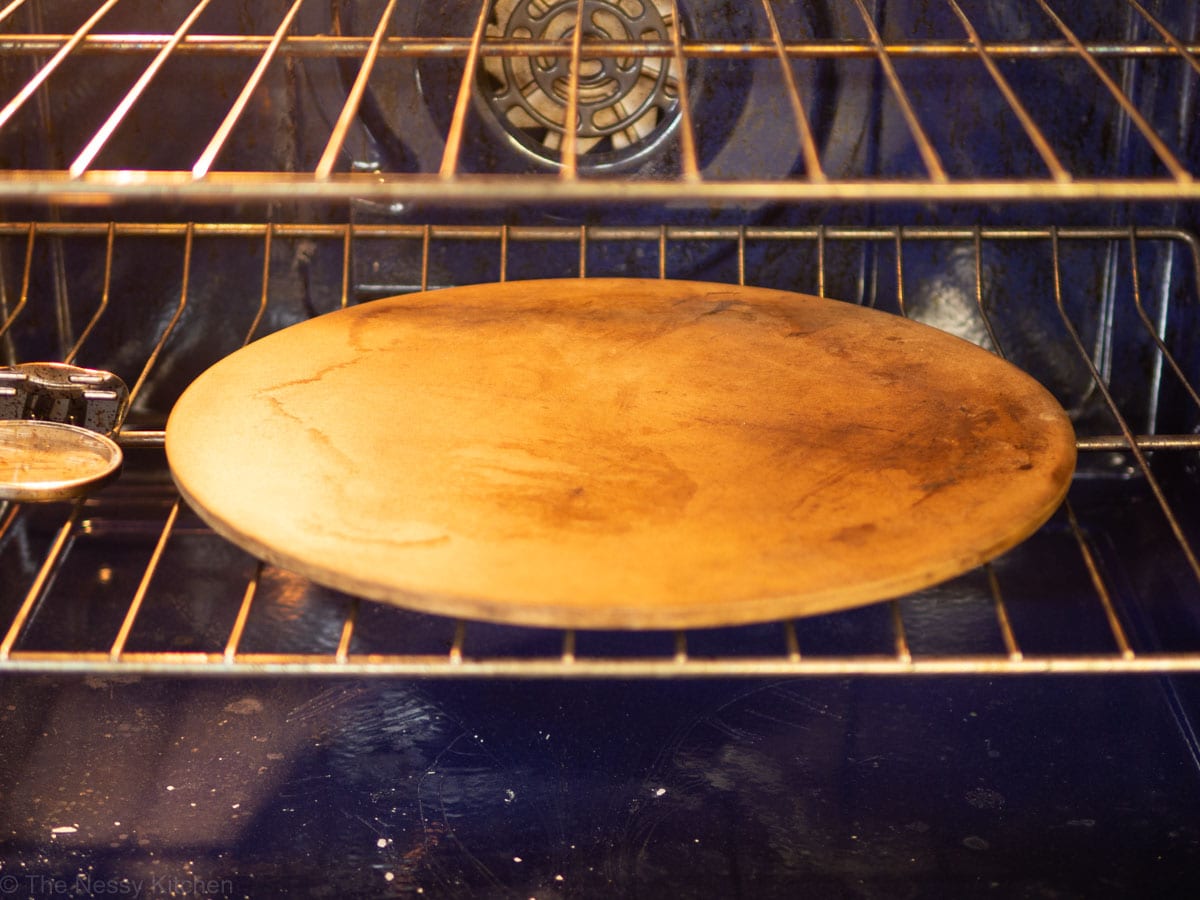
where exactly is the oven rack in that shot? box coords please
[0,220,1198,676]
[5,490,1200,677]
[0,0,1197,205]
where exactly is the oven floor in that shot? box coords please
[0,676,1197,899]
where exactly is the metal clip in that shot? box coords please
[0,362,129,435]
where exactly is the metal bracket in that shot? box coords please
[0,362,129,435]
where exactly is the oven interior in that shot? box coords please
[1,0,1199,896]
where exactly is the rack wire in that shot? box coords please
[0,0,1197,204]
[0,221,1197,676]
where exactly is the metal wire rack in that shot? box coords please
[0,0,1197,204]
[0,221,1197,676]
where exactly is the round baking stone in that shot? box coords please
[166,278,1076,629]
[0,419,123,501]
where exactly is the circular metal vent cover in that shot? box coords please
[479,0,683,170]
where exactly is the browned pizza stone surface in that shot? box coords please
[165,278,1076,629]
